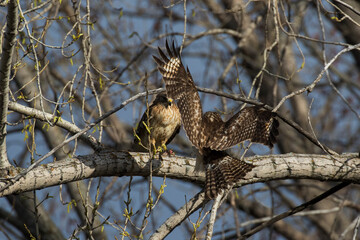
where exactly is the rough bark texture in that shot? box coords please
[0,0,17,167]
[0,151,358,197]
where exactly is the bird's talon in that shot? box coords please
[157,146,163,153]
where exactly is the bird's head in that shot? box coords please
[154,93,173,108]
[164,97,174,108]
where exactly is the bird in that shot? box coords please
[134,93,181,154]
[153,41,279,198]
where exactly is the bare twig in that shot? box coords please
[0,89,165,193]
[273,43,360,112]
[332,0,360,16]
[179,0,187,54]
[240,182,350,239]
[206,191,223,240]
[8,102,99,149]
[149,192,208,240]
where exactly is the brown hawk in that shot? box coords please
[153,41,279,198]
[134,93,181,153]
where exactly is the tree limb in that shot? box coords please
[8,101,99,148]
[0,151,358,197]
[0,0,18,167]
[11,86,339,156]
[149,191,208,240]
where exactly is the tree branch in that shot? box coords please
[0,88,165,193]
[11,85,339,156]
[8,101,99,148]
[149,191,208,240]
[240,182,350,239]
[0,151,358,197]
[0,0,18,168]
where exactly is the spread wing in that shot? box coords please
[204,107,279,150]
[153,41,203,149]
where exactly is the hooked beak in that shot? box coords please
[168,98,173,103]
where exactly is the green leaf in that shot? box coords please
[128,32,136,38]
[67,199,77,213]
[331,16,341,22]
[23,131,28,142]
[92,124,98,134]
[297,60,305,72]
[159,184,167,195]
[99,76,103,90]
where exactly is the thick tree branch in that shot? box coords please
[0,151,358,197]
[0,0,18,167]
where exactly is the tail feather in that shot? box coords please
[205,168,218,199]
[205,154,254,199]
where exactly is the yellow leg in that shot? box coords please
[161,143,167,152]
[151,139,157,155]
[157,146,163,153]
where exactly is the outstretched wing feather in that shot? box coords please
[153,41,203,149]
[205,107,278,150]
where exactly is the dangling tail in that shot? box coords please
[205,153,254,199]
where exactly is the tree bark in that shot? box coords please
[0,0,18,168]
[0,151,358,197]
